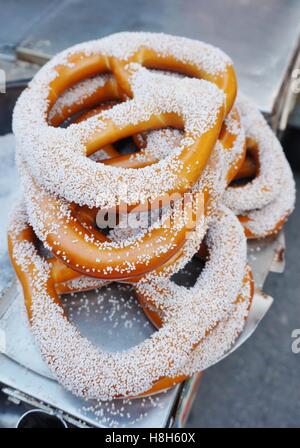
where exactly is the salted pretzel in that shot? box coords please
[8,202,251,399]
[224,96,296,238]
[12,32,238,280]
[16,65,228,280]
[9,136,239,398]
[13,32,236,209]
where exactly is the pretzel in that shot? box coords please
[13,32,235,209]
[15,44,231,278]
[8,203,250,399]
[224,97,296,238]
[19,79,241,283]
[53,130,252,391]
[12,34,236,282]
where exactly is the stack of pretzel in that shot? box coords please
[8,33,295,400]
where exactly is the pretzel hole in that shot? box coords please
[60,283,156,352]
[230,137,259,186]
[171,252,206,288]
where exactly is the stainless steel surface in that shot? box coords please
[13,0,300,120]
[0,0,60,57]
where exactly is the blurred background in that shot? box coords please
[0,0,300,428]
